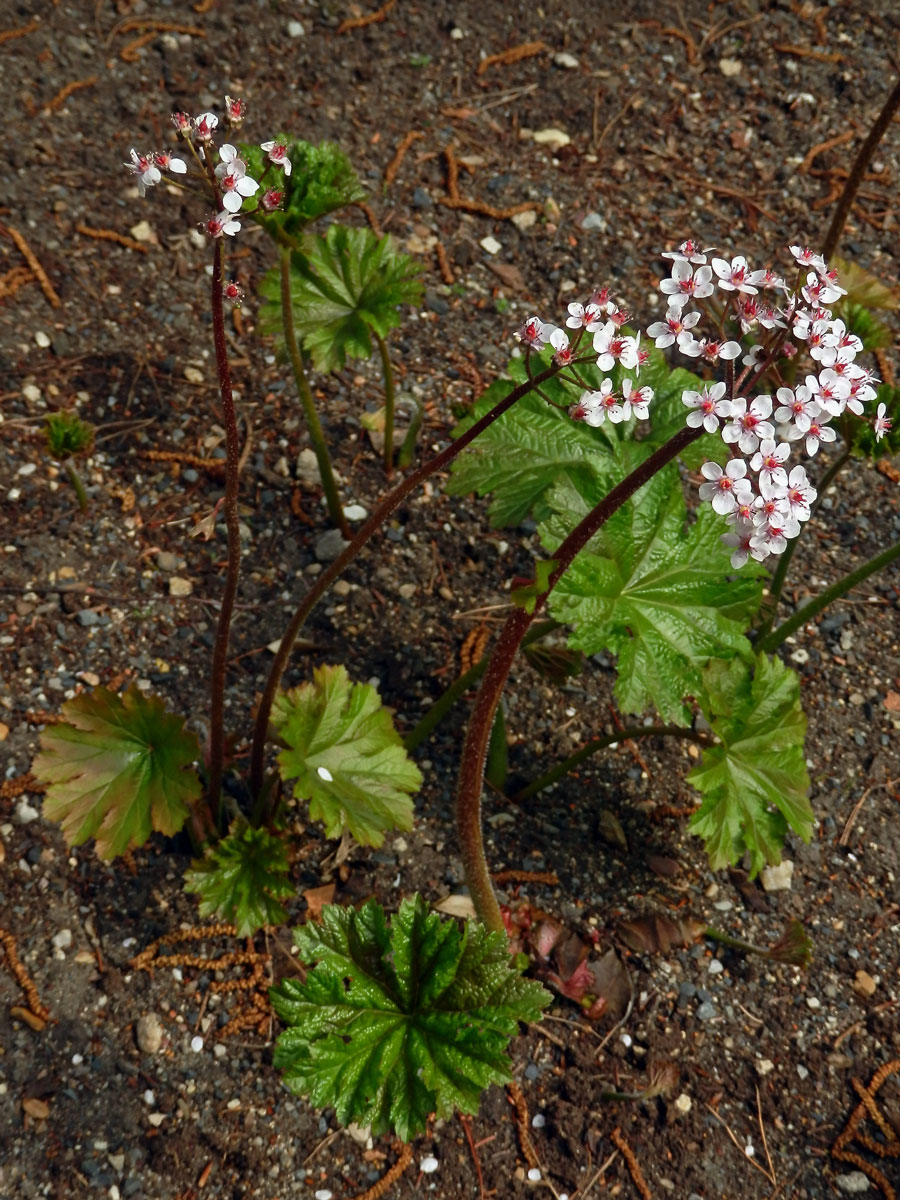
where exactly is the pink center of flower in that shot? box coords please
[222,173,237,190]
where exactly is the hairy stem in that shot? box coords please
[206,241,243,829]
[822,73,900,261]
[757,536,900,655]
[375,331,395,476]
[512,724,711,804]
[396,396,424,469]
[402,621,560,753]
[63,459,88,513]
[456,425,704,933]
[280,247,350,539]
[754,446,851,641]
[248,362,564,801]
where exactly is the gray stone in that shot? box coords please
[77,609,100,627]
[581,212,605,231]
[412,187,432,208]
[695,1002,716,1021]
[155,551,180,572]
[315,529,350,563]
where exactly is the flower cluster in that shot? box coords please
[517,291,654,426]
[518,241,890,571]
[653,241,888,566]
[124,100,291,301]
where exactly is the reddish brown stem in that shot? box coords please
[206,241,243,825]
[456,424,703,932]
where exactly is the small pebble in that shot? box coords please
[836,1171,871,1194]
[531,1113,546,1128]
[147,1113,165,1127]
[707,959,723,975]
[797,1064,809,1079]
[761,860,794,891]
[527,1168,542,1182]
[673,1093,692,1116]
[696,1002,716,1021]
[14,799,39,823]
[190,1035,204,1052]
[169,577,193,597]
[806,996,821,1010]
[72,1053,84,1065]
[581,212,605,231]
[314,1192,333,1200]
[419,1156,439,1174]
[287,19,305,36]
[35,330,51,348]
[553,52,579,69]
[343,504,368,521]
[511,210,537,231]
[52,929,73,951]
[480,236,502,255]
[143,1090,155,1105]
[756,1058,775,1076]
[136,1014,164,1055]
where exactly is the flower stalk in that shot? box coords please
[279,246,350,538]
[375,330,396,476]
[206,240,243,826]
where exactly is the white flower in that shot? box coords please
[549,326,573,365]
[805,369,850,418]
[261,139,292,175]
[874,402,893,441]
[698,459,754,515]
[750,439,790,499]
[621,377,653,420]
[192,111,219,140]
[124,149,161,196]
[646,306,700,349]
[565,301,604,330]
[721,395,774,455]
[711,254,758,294]
[593,325,638,371]
[659,260,714,308]
[789,244,825,273]
[572,380,622,426]
[215,144,260,212]
[517,316,552,350]
[682,382,731,434]
[784,465,816,521]
[722,519,756,568]
[152,151,187,176]
[786,411,835,456]
[662,240,714,265]
[677,334,742,363]
[774,385,817,431]
[203,210,241,238]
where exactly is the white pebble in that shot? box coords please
[213,1043,227,1059]
[190,1035,204,1052]
[527,1168,542,1182]
[806,996,821,1010]
[707,959,723,975]
[143,1090,156,1105]
[317,765,334,782]
[419,1156,439,1174]
[52,928,73,951]
[531,1113,546,1128]
[342,504,368,521]
[35,330,51,348]
[315,1192,333,1200]
[22,384,42,402]
[17,462,37,476]
[14,799,39,823]
[480,235,502,256]
[71,1053,84,1065]
[287,19,305,36]
[171,967,183,982]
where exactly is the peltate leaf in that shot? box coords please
[271,895,550,1140]
[688,654,813,875]
[541,471,765,723]
[272,665,420,846]
[830,256,900,310]
[34,686,200,859]
[184,820,293,936]
[240,137,367,242]
[259,224,423,372]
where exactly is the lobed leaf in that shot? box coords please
[184,820,294,936]
[271,896,550,1141]
[34,686,200,859]
[688,654,813,874]
[540,469,765,723]
[272,664,420,847]
[259,224,424,372]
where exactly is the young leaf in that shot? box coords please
[259,225,424,373]
[541,470,765,723]
[688,654,813,875]
[34,687,200,859]
[45,411,95,459]
[271,895,550,1141]
[184,820,294,936]
[510,558,558,613]
[240,137,368,242]
[272,665,421,847]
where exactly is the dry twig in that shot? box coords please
[383,130,423,188]
[609,1127,652,1200]
[434,240,455,284]
[1,928,51,1022]
[76,223,150,253]
[347,1141,412,1200]
[476,41,548,76]
[43,76,97,113]
[0,17,39,45]
[799,128,857,174]
[337,0,396,35]
[832,1059,900,1199]
[0,223,61,307]
[507,1081,541,1169]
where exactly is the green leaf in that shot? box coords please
[240,137,368,242]
[259,225,424,373]
[33,687,200,859]
[445,376,623,528]
[45,411,94,459]
[272,665,421,847]
[541,470,766,724]
[184,820,294,936]
[835,302,894,352]
[688,654,813,875]
[271,895,550,1141]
